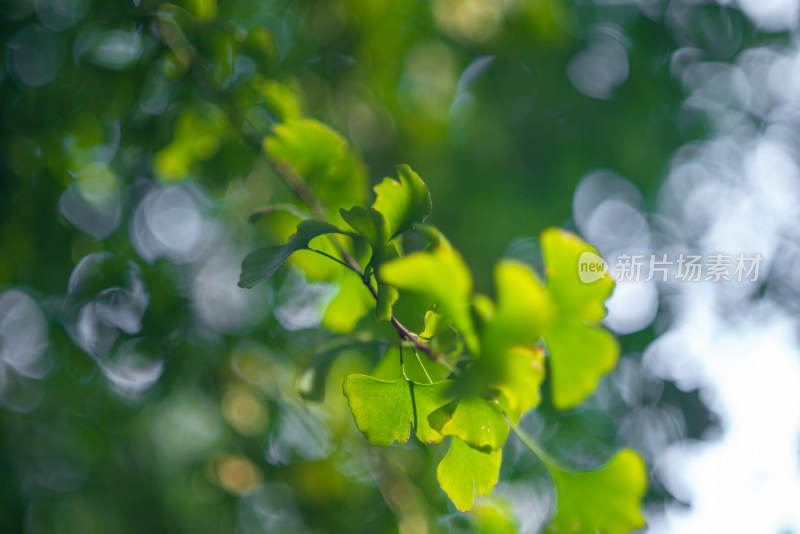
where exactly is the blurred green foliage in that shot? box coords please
[0,0,751,532]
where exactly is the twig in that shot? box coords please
[155,16,453,373]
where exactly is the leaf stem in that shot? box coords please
[506,417,565,472]
[308,248,360,274]
[413,348,434,384]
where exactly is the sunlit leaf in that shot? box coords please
[380,245,478,352]
[411,380,452,444]
[431,396,509,451]
[414,223,452,249]
[420,310,462,356]
[342,375,412,446]
[546,449,647,534]
[238,220,347,289]
[545,323,618,410]
[540,228,619,410]
[494,346,545,422]
[266,118,347,180]
[481,260,554,357]
[371,346,451,384]
[342,375,450,446]
[437,437,502,512]
[375,284,398,322]
[340,205,400,322]
[541,228,613,322]
[265,118,367,217]
[372,164,432,239]
[471,294,495,326]
[261,80,303,122]
[322,273,373,333]
[340,206,388,249]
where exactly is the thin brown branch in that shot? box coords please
[155,18,452,372]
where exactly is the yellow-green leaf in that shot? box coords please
[540,228,619,410]
[481,260,554,359]
[546,449,647,534]
[542,228,613,322]
[411,380,452,444]
[342,375,450,446]
[437,437,502,512]
[371,346,450,384]
[380,245,478,353]
[322,273,373,333]
[546,322,618,410]
[339,206,399,322]
[420,310,462,356]
[265,119,367,219]
[434,396,509,451]
[494,346,545,422]
[260,80,303,122]
[372,164,432,239]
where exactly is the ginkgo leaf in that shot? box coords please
[494,346,545,422]
[371,346,450,384]
[265,118,367,218]
[372,164,432,239]
[437,437,502,512]
[265,118,346,180]
[340,206,389,252]
[541,228,614,322]
[545,322,619,410]
[340,206,399,322]
[380,246,478,353]
[539,228,619,410]
[420,310,462,356]
[343,375,411,446]
[481,260,554,357]
[471,294,495,326]
[413,223,452,250]
[411,380,452,444]
[238,220,348,288]
[375,284,399,322]
[546,449,647,534]
[432,396,509,451]
[322,272,373,333]
[260,80,303,122]
[342,375,450,446]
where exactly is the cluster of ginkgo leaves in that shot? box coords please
[238,83,647,533]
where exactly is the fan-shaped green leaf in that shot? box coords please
[342,375,451,446]
[420,310,462,356]
[432,396,509,451]
[437,437,502,512]
[481,259,554,357]
[371,346,451,384]
[540,228,619,410]
[265,118,367,217]
[545,323,619,410]
[494,346,545,422]
[546,449,647,534]
[372,164,432,239]
[380,246,478,352]
[542,228,614,322]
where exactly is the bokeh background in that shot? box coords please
[2,0,800,532]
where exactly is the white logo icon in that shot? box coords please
[578,252,608,283]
